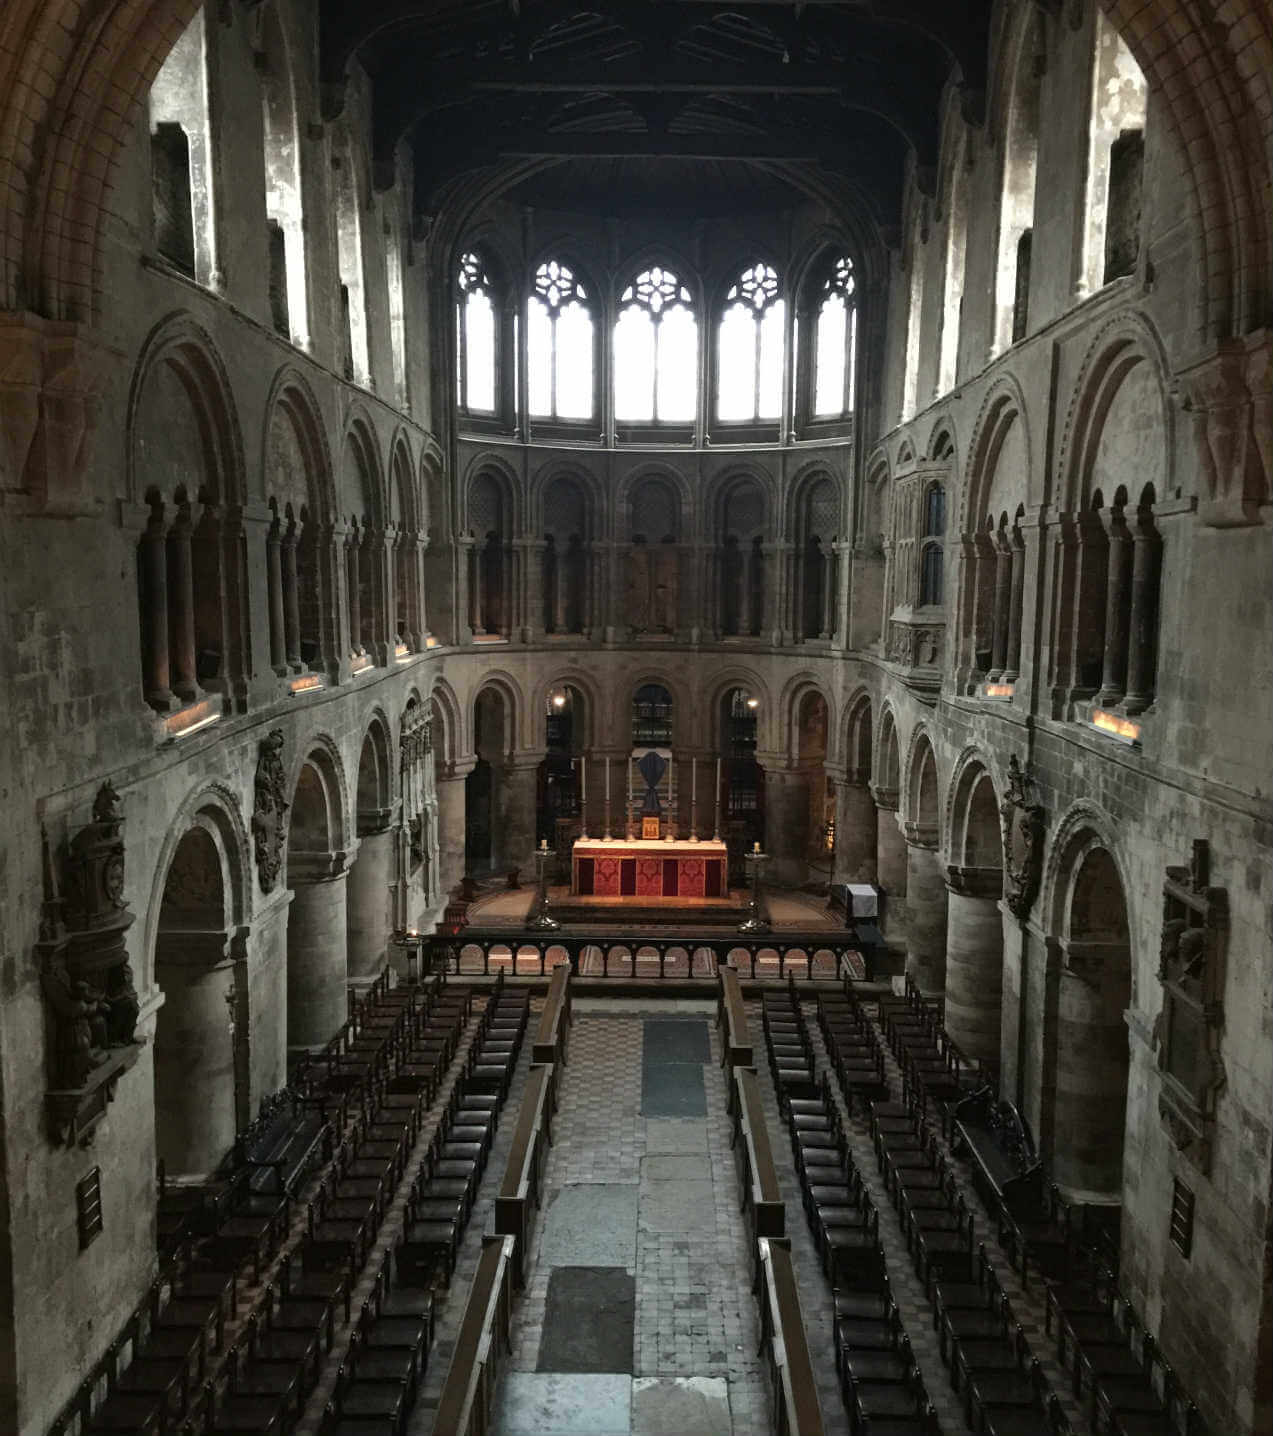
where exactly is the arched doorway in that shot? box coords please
[945,764,1004,1063]
[904,735,946,991]
[720,687,764,884]
[286,753,347,1054]
[466,686,510,873]
[538,685,585,847]
[833,694,877,887]
[796,690,833,889]
[347,719,393,983]
[1050,837,1132,1200]
[153,823,237,1180]
[875,709,907,933]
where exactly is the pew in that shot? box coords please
[494,1064,556,1288]
[755,1237,826,1436]
[716,967,754,1072]
[531,964,572,1066]
[432,1234,517,1436]
[729,1067,785,1239]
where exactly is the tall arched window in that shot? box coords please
[614,266,697,424]
[457,251,497,414]
[919,483,946,606]
[529,260,594,421]
[813,257,857,418]
[717,262,785,422]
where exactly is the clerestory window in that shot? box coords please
[528,260,594,421]
[813,256,858,418]
[717,262,784,422]
[614,266,697,424]
[457,251,497,414]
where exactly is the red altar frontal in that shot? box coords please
[572,838,729,900]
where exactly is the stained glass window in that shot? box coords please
[457,251,496,413]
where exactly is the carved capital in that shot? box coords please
[946,864,1003,899]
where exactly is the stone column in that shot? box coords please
[1003,531,1025,683]
[944,866,1004,1063]
[762,765,811,888]
[139,503,174,709]
[166,504,199,702]
[434,760,474,896]
[281,521,302,668]
[153,935,237,1179]
[988,534,1012,680]
[266,515,287,674]
[872,786,907,936]
[1123,512,1161,714]
[346,530,363,656]
[286,854,350,1051]
[904,824,947,991]
[1097,506,1133,705]
[832,777,878,886]
[1049,937,1131,1201]
[496,760,540,878]
[347,816,395,983]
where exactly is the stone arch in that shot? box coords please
[961,373,1031,532]
[944,751,1006,1063]
[1055,311,1173,516]
[842,689,874,778]
[464,456,518,637]
[903,726,941,838]
[789,228,862,311]
[262,366,336,522]
[778,673,835,765]
[467,675,524,874]
[149,787,251,1180]
[924,415,959,468]
[388,429,423,649]
[788,465,842,641]
[1041,804,1135,1199]
[621,466,687,542]
[460,451,520,535]
[472,671,524,754]
[614,243,703,314]
[531,460,602,538]
[427,675,463,766]
[711,469,770,638]
[128,311,246,507]
[895,438,917,470]
[342,410,386,527]
[702,666,774,754]
[128,311,250,706]
[286,736,350,854]
[625,669,687,747]
[531,668,603,750]
[347,712,395,983]
[875,704,902,796]
[537,465,595,635]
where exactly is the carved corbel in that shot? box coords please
[1179,334,1271,528]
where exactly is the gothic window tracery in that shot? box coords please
[717,262,784,422]
[614,265,697,424]
[457,250,497,414]
[813,256,857,419]
[919,482,946,607]
[529,259,594,421]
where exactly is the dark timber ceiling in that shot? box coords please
[316,1,991,229]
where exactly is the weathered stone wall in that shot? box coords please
[0,0,1267,1432]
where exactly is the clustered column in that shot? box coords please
[871,784,908,937]
[1097,502,1134,705]
[138,491,206,710]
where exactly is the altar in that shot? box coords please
[572,837,729,900]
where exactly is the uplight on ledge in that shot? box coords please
[163,697,221,740]
[984,683,1015,699]
[289,674,323,695]
[1090,709,1141,744]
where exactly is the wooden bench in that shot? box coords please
[494,1064,556,1289]
[531,964,572,1066]
[432,1234,516,1436]
[730,1067,785,1239]
[717,967,754,1072]
[755,1236,827,1436]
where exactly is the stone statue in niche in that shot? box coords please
[252,728,289,892]
[999,755,1044,917]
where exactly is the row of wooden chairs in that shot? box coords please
[759,983,941,1435]
[397,974,530,1289]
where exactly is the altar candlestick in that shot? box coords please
[667,758,676,840]
[579,756,588,839]
[627,755,634,838]
[714,756,722,840]
[690,757,698,841]
[604,756,611,839]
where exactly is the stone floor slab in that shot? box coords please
[641,1061,706,1117]
[538,1184,639,1268]
[631,1376,732,1435]
[638,1176,716,1234]
[493,1372,632,1435]
[643,1118,709,1154]
[641,1153,710,1180]
[642,1018,711,1064]
[537,1267,636,1374]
